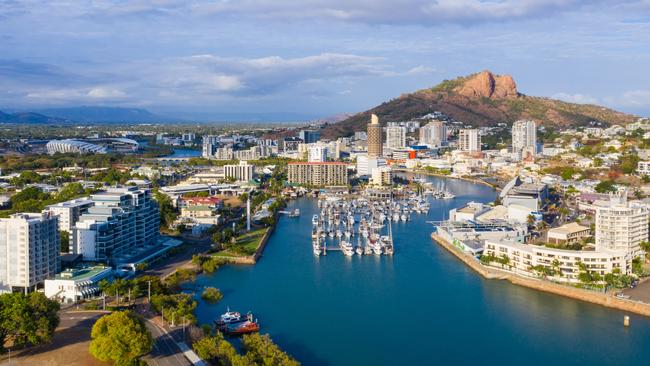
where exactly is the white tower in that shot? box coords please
[246,196,251,231]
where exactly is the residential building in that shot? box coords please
[458,129,481,153]
[287,162,348,186]
[512,120,537,159]
[385,124,406,149]
[72,187,160,263]
[308,145,328,162]
[419,121,447,147]
[367,114,383,158]
[46,198,94,235]
[202,135,220,158]
[483,240,630,282]
[44,265,112,303]
[354,131,368,141]
[595,193,649,257]
[182,132,195,142]
[547,223,591,244]
[0,212,60,293]
[637,161,650,176]
[371,167,392,186]
[224,161,254,182]
[356,155,387,176]
[45,197,95,233]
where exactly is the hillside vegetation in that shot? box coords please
[321,70,637,138]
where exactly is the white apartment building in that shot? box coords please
[385,124,406,149]
[224,161,254,182]
[484,239,630,283]
[419,121,447,147]
[73,187,160,263]
[47,198,94,254]
[356,155,387,176]
[308,145,327,162]
[595,194,649,258]
[371,167,393,186]
[512,120,537,159]
[202,135,220,158]
[637,161,650,176]
[46,198,94,234]
[0,212,60,293]
[458,129,481,152]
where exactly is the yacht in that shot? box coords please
[312,215,319,226]
[340,241,354,256]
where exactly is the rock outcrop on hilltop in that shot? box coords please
[454,70,518,99]
[319,70,637,139]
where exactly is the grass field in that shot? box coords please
[215,227,269,257]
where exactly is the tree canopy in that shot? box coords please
[0,292,60,352]
[89,311,153,366]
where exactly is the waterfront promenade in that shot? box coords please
[431,232,650,318]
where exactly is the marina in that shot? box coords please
[193,175,650,366]
[311,192,432,256]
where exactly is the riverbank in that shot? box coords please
[431,232,650,318]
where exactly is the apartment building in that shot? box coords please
[288,162,348,186]
[512,120,537,159]
[484,240,630,282]
[458,129,481,153]
[595,194,649,257]
[224,161,254,182]
[385,124,406,149]
[419,120,447,147]
[0,212,60,293]
[46,198,94,234]
[73,187,160,263]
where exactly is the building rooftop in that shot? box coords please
[55,265,111,281]
[548,222,590,235]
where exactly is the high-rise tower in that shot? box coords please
[367,114,383,158]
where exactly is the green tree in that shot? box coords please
[89,311,153,366]
[201,287,223,303]
[0,292,60,351]
[60,230,70,253]
[242,333,300,366]
[150,293,197,324]
[594,180,616,193]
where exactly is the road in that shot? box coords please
[144,319,191,366]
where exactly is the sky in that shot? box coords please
[1,0,650,121]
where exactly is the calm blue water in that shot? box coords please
[193,176,650,366]
[170,148,201,158]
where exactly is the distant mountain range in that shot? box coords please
[0,110,71,124]
[35,106,175,123]
[321,70,638,138]
[0,106,174,124]
[0,107,317,124]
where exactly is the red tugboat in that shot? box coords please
[215,310,260,335]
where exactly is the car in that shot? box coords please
[616,293,631,299]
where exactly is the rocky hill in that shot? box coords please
[321,70,637,138]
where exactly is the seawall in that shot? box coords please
[431,233,650,318]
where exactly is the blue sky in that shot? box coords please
[1,0,650,120]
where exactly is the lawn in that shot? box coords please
[215,227,269,257]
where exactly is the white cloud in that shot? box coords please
[606,90,650,107]
[0,0,606,25]
[551,92,599,104]
[188,0,597,25]
[87,87,126,99]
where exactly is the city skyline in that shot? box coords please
[1,1,650,120]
